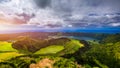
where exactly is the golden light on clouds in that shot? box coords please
[0,19,9,24]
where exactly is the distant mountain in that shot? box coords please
[0,32,117,42]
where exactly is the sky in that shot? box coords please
[0,0,120,31]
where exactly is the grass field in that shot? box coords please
[0,52,23,62]
[35,45,64,54]
[0,41,17,52]
[0,41,23,61]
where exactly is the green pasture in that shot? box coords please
[35,45,64,54]
[0,41,17,52]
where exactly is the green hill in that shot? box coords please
[12,37,84,55]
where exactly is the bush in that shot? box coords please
[0,62,16,68]
[6,55,81,68]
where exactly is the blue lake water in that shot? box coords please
[50,36,98,41]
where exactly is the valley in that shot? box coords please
[0,32,120,68]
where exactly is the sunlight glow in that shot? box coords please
[0,25,11,31]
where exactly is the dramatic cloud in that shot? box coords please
[0,0,120,28]
[35,0,51,8]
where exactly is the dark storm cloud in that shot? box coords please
[92,0,120,12]
[0,0,4,2]
[34,0,51,8]
[45,24,62,28]
[52,0,119,13]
